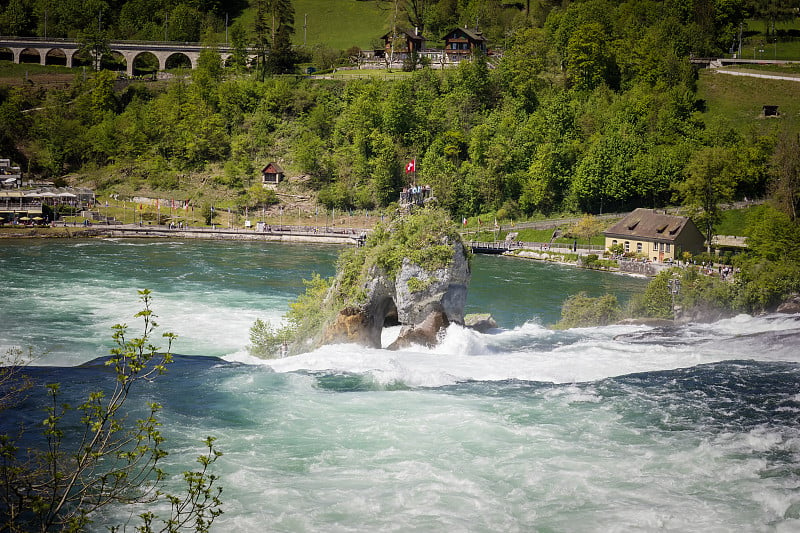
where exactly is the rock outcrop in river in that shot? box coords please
[285,208,471,354]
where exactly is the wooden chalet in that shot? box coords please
[261,162,285,185]
[443,27,488,59]
[378,28,425,57]
[603,208,705,262]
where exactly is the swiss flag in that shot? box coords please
[405,159,416,173]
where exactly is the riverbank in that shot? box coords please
[0,223,365,245]
[503,246,672,278]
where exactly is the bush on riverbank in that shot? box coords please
[581,254,618,270]
[554,292,621,329]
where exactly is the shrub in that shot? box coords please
[626,269,676,319]
[406,277,432,293]
[555,292,621,329]
[248,318,286,358]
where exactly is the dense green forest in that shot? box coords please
[0,0,798,229]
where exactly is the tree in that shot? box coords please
[769,131,800,221]
[747,0,798,36]
[566,22,616,91]
[241,184,278,212]
[675,146,738,253]
[368,130,400,206]
[567,214,606,242]
[2,0,33,36]
[193,46,224,107]
[228,21,250,71]
[0,290,223,532]
[168,3,202,42]
[495,26,550,111]
[519,142,572,215]
[77,26,111,71]
[253,0,295,79]
[293,129,329,181]
[404,0,430,33]
[264,23,297,75]
[571,132,641,213]
[745,204,800,262]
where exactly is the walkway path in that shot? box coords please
[82,222,366,245]
[714,69,800,82]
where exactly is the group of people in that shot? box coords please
[400,185,432,206]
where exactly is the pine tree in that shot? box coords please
[253,0,296,79]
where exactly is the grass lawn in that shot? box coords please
[715,205,760,236]
[737,39,800,61]
[0,61,81,85]
[696,68,800,136]
[294,0,391,50]
[0,62,80,76]
[231,0,389,51]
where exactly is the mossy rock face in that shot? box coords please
[296,208,472,351]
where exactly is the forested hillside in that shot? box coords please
[0,0,798,227]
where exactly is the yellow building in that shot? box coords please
[603,208,705,262]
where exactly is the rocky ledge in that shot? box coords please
[320,214,470,350]
[287,208,472,354]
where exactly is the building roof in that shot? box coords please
[262,162,284,174]
[381,28,425,42]
[443,27,488,42]
[604,208,698,243]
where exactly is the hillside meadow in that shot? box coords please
[697,68,800,136]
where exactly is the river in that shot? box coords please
[1,239,799,531]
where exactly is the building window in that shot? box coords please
[636,243,642,253]
[653,243,658,252]
[624,241,630,252]
[659,242,665,252]
[612,240,617,246]
[666,243,671,252]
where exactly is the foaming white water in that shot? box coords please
[240,314,800,386]
[14,283,284,365]
[695,312,800,335]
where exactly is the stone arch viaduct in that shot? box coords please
[0,37,239,76]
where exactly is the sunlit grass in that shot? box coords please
[696,68,800,136]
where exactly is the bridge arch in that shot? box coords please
[164,52,193,70]
[107,51,127,73]
[71,49,93,69]
[0,38,231,74]
[19,48,41,64]
[44,48,71,67]
[128,51,159,77]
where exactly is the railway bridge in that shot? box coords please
[0,36,237,76]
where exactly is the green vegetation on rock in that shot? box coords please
[249,207,467,357]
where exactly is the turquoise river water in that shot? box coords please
[1,239,800,532]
